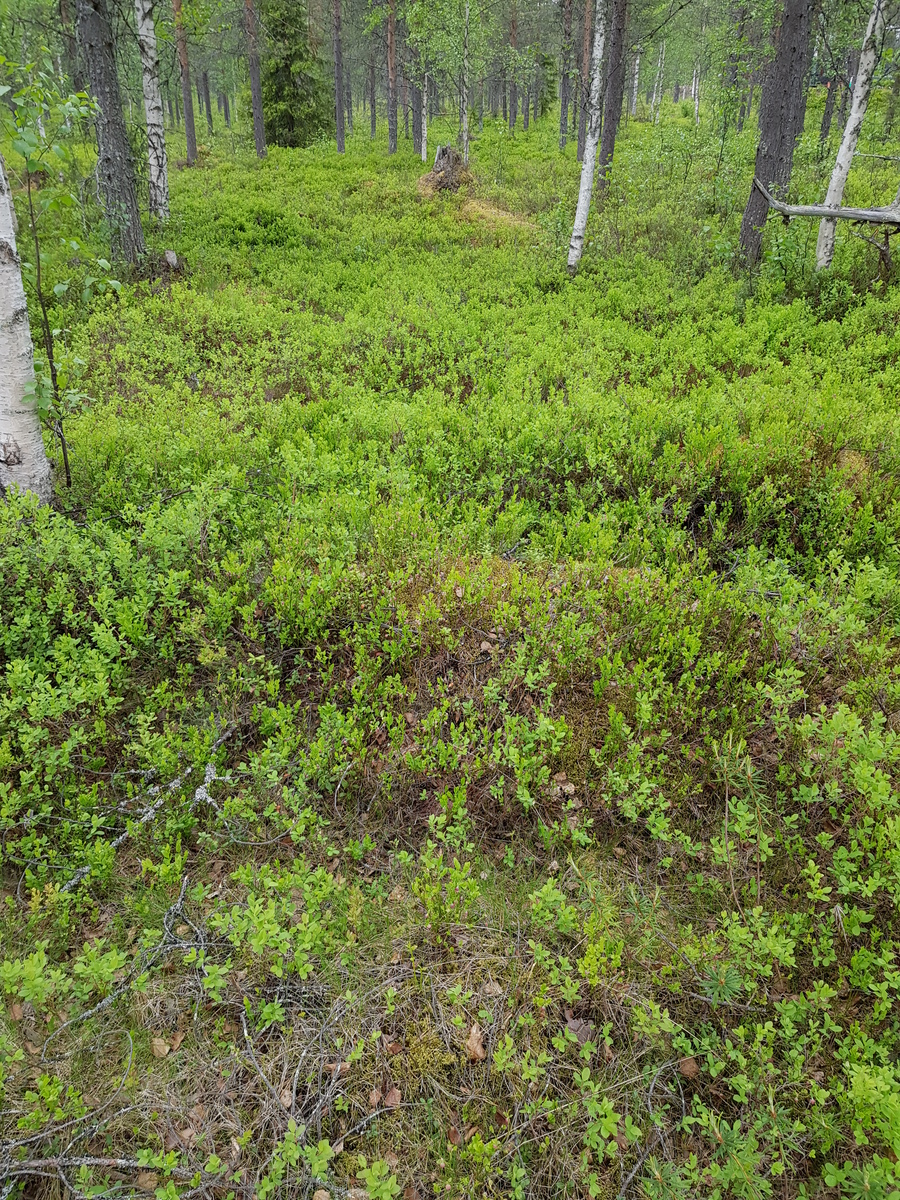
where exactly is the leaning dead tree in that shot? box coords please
[753,177,900,227]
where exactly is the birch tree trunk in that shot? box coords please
[462,1,470,162]
[387,0,398,154]
[172,0,196,163]
[630,50,640,116]
[244,0,266,157]
[651,42,665,123]
[577,0,592,161]
[134,0,169,221]
[0,156,52,503]
[567,0,608,273]
[369,54,376,140]
[693,61,700,123]
[422,72,428,164]
[333,0,345,153]
[76,0,145,264]
[508,3,517,134]
[816,0,886,269]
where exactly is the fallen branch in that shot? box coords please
[754,177,900,225]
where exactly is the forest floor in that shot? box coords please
[4,110,900,1200]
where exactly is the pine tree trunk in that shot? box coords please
[651,42,664,122]
[422,72,428,163]
[134,0,169,221]
[333,0,345,152]
[819,77,836,144]
[523,86,530,129]
[598,0,628,188]
[462,0,470,160]
[412,82,422,155]
[58,0,84,90]
[568,0,608,272]
[739,0,816,265]
[346,75,353,134]
[222,90,231,128]
[387,0,397,154]
[172,0,196,162]
[816,0,886,268]
[0,155,53,503]
[559,0,573,148]
[577,0,592,161]
[201,69,213,133]
[884,63,900,136]
[369,54,376,139]
[76,0,145,264]
[244,0,266,156]
[534,64,540,122]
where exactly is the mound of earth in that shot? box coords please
[417,144,474,196]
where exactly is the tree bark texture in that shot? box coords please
[739,0,816,264]
[134,0,169,221]
[568,0,608,271]
[244,0,266,157]
[816,0,886,268]
[369,53,376,139]
[630,50,640,115]
[577,0,592,160]
[346,75,353,134]
[222,91,231,127]
[172,0,196,163]
[651,42,665,122]
[412,82,422,155]
[333,0,345,152]
[819,78,837,144]
[598,0,628,188]
[387,0,398,154]
[508,3,517,133]
[0,155,53,503]
[76,0,145,264]
[559,0,573,148]
[201,69,213,133]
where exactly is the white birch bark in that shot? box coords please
[135,0,169,220]
[422,72,428,164]
[0,156,52,503]
[630,52,640,116]
[462,0,470,164]
[693,62,700,124]
[652,43,666,123]
[816,0,886,269]
[567,0,608,273]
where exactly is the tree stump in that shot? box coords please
[418,145,473,195]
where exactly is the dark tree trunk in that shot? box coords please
[559,0,573,148]
[222,90,231,128]
[534,65,540,121]
[598,0,628,189]
[502,70,507,120]
[523,86,530,129]
[333,0,345,152]
[201,70,213,133]
[739,0,816,264]
[819,76,836,144]
[509,6,518,132]
[369,53,376,139]
[174,88,180,126]
[491,74,499,117]
[387,0,397,153]
[244,0,266,157]
[412,82,422,154]
[58,0,84,90]
[577,0,592,161]
[346,75,353,134]
[172,0,196,162]
[75,0,145,263]
[403,68,409,138]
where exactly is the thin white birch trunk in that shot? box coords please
[135,0,169,221]
[462,0,470,164]
[693,62,700,124]
[630,52,640,116]
[422,72,428,163]
[567,0,608,273]
[816,0,885,269]
[652,43,665,123]
[0,155,52,503]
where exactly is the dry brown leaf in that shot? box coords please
[177,1126,197,1147]
[454,585,463,598]
[465,1023,486,1062]
[479,640,493,652]
[448,1125,462,1146]
[384,1151,400,1169]
[332,1139,344,1154]
[313,1191,330,1200]
[384,1086,401,1108]
[280,1087,293,1109]
[24,1040,41,1056]
[229,1136,242,1163]
[482,979,502,997]
[678,1056,700,1079]
[175,924,189,937]
[189,1103,205,1125]
[390,949,402,964]
[369,1087,382,1109]
[404,1188,420,1200]
[386,1041,403,1056]
[170,1030,186,1052]
[602,1042,614,1063]
[151,1037,170,1058]
[464,1125,478,1142]
[135,1172,158,1192]
[613,846,626,858]
[9,1002,23,1021]
[388,886,404,902]
[566,1015,595,1046]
